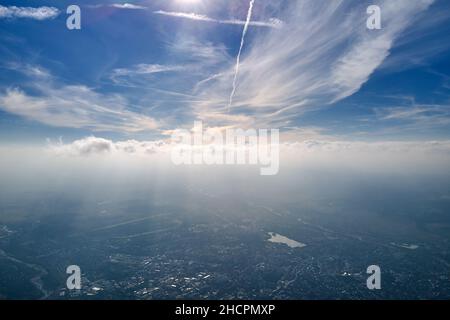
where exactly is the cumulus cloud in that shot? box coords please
[49,137,169,156]
[0,5,60,20]
[153,10,283,29]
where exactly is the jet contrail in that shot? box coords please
[228,0,255,112]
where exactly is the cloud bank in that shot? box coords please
[48,136,450,160]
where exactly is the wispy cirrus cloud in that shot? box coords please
[153,10,283,29]
[375,103,450,129]
[0,5,60,20]
[110,64,187,85]
[0,87,159,132]
[88,3,147,10]
[169,38,231,66]
[111,3,147,10]
[192,0,436,128]
[0,68,160,133]
[107,43,229,96]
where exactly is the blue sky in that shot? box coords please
[0,0,450,145]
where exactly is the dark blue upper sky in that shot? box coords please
[1,0,449,144]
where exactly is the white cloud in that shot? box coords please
[110,64,186,84]
[281,139,450,173]
[379,105,450,121]
[228,0,256,110]
[0,63,162,133]
[375,102,450,130]
[2,62,51,78]
[169,38,231,66]
[0,86,159,133]
[192,0,435,128]
[154,10,283,29]
[0,5,60,20]
[109,39,232,90]
[111,3,147,10]
[88,3,147,10]
[46,135,450,174]
[49,137,169,156]
[286,139,450,154]
[48,134,450,159]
